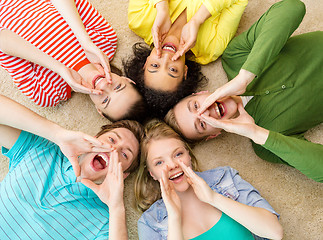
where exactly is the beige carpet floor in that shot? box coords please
[0,0,322,239]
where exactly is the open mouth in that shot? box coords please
[90,153,109,172]
[162,43,177,53]
[214,101,225,118]
[169,171,184,183]
[92,75,105,89]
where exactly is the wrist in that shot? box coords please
[109,203,125,215]
[239,69,256,86]
[250,125,269,145]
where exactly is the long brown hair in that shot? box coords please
[134,119,200,212]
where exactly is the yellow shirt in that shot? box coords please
[128,0,248,64]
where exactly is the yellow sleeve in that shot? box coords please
[128,0,156,45]
[149,0,165,7]
[202,0,242,17]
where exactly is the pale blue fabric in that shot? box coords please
[138,167,279,240]
[0,131,110,240]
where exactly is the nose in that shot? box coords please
[166,159,178,170]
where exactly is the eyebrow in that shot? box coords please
[104,84,126,109]
[111,130,134,155]
[151,147,183,163]
[147,69,179,78]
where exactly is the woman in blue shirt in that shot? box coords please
[135,120,283,239]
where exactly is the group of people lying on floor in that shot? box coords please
[0,0,322,239]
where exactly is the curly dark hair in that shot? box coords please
[123,42,207,118]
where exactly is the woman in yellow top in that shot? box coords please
[125,0,248,117]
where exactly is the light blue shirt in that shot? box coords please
[138,167,279,240]
[0,131,110,240]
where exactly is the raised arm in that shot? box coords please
[171,4,211,60]
[200,0,305,114]
[200,104,323,182]
[0,95,112,176]
[179,162,283,240]
[82,151,128,240]
[0,29,100,95]
[50,0,112,81]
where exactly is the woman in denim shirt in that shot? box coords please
[134,120,283,239]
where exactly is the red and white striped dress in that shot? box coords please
[0,0,117,107]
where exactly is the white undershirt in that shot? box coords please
[240,96,254,107]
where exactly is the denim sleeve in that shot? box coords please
[138,217,162,240]
[229,167,280,218]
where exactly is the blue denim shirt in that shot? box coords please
[138,166,279,240]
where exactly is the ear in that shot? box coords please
[149,170,157,181]
[123,76,136,85]
[184,65,188,80]
[192,90,209,95]
[123,172,130,179]
[205,132,221,141]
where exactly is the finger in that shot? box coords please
[112,151,119,174]
[108,151,116,173]
[199,114,220,128]
[178,160,193,179]
[81,179,99,193]
[237,103,246,114]
[70,158,81,177]
[117,162,123,183]
[83,134,102,146]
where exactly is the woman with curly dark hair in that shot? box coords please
[123,43,206,118]
[125,0,247,117]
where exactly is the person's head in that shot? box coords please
[78,120,144,184]
[123,43,207,118]
[89,72,148,122]
[79,63,148,122]
[134,120,200,212]
[165,92,240,142]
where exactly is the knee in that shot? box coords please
[284,0,306,20]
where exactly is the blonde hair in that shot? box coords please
[134,119,200,212]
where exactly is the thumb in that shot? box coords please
[237,103,246,114]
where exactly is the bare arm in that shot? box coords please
[82,151,128,240]
[179,162,283,240]
[0,29,99,94]
[0,95,112,176]
[50,0,112,81]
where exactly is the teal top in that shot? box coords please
[0,131,110,239]
[190,213,253,240]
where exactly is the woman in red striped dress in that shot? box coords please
[0,0,146,122]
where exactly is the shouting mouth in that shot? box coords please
[169,171,184,183]
[92,75,105,89]
[214,101,225,118]
[90,153,109,171]
[162,43,177,53]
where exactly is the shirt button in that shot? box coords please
[282,85,286,89]
[265,90,270,94]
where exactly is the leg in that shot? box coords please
[222,0,305,80]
